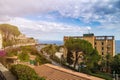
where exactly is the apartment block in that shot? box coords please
[64,33,115,56]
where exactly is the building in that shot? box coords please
[64,33,115,56]
[14,34,37,46]
[0,33,2,49]
[5,56,18,65]
[34,64,104,80]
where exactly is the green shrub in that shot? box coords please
[89,72,113,80]
[20,46,38,55]
[37,54,51,64]
[18,52,30,62]
[50,55,61,63]
[6,48,19,57]
[11,64,45,80]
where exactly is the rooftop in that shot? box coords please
[34,64,104,80]
[83,33,94,37]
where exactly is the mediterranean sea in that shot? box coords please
[39,40,120,54]
[116,40,120,54]
[39,40,63,45]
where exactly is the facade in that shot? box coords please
[14,34,37,46]
[64,33,115,56]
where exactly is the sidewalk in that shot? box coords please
[0,63,16,80]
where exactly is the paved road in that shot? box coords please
[36,45,68,68]
[36,45,61,66]
[43,52,61,66]
[0,63,16,80]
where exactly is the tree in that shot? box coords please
[18,52,30,62]
[99,54,113,73]
[0,24,21,47]
[0,24,20,38]
[36,53,51,64]
[11,64,45,80]
[111,54,120,74]
[5,47,20,57]
[86,49,100,71]
[67,50,74,65]
[64,38,100,69]
[20,46,38,55]
[106,54,113,73]
[41,44,59,55]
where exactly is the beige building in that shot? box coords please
[14,34,37,46]
[64,33,115,56]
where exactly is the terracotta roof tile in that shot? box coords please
[34,64,104,80]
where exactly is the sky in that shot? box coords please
[0,0,120,41]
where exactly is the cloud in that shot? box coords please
[0,0,120,24]
[98,23,120,30]
[0,17,91,40]
[0,0,119,40]
[91,22,120,40]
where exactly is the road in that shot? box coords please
[0,63,16,80]
[36,44,62,66]
[43,52,61,66]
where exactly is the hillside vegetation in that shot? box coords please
[0,24,21,47]
[11,64,45,80]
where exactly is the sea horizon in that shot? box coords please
[38,40,63,45]
[38,40,120,54]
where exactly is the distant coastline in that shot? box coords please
[38,40,63,45]
[38,40,120,54]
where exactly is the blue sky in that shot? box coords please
[0,0,120,40]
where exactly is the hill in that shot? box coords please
[0,24,21,47]
[0,24,36,48]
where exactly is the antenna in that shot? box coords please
[87,27,91,34]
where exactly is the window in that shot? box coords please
[95,42,97,45]
[101,42,104,45]
[107,36,113,40]
[102,52,104,55]
[96,37,105,40]
[107,45,111,49]
[107,50,111,53]
[102,47,104,50]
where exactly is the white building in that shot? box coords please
[55,52,63,59]
[0,33,2,49]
